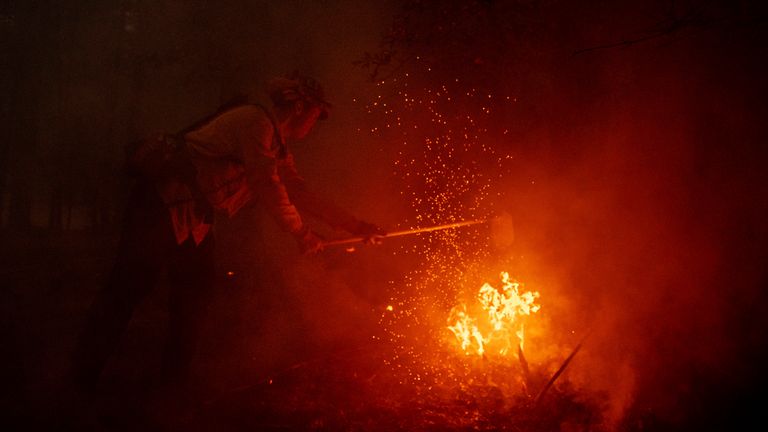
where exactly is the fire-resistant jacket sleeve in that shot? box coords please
[240,111,304,235]
[277,154,361,234]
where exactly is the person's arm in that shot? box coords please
[240,112,324,253]
[278,154,385,240]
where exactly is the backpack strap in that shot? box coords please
[178,99,289,160]
[176,94,250,137]
[256,104,288,160]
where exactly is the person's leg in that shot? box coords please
[162,232,216,386]
[71,183,173,391]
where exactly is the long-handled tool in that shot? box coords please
[322,219,487,248]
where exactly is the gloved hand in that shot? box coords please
[352,221,386,245]
[294,226,325,255]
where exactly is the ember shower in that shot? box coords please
[362,45,560,377]
[345,2,616,427]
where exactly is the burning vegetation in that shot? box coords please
[447,271,541,357]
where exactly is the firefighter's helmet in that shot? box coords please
[267,72,331,120]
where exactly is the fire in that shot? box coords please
[447,307,486,355]
[447,271,540,356]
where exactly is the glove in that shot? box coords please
[294,226,325,255]
[352,221,386,245]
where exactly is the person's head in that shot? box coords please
[267,72,331,139]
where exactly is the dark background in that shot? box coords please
[2,1,767,430]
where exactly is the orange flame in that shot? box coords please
[447,272,540,356]
[447,307,486,355]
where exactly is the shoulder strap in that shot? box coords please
[176,99,289,160]
[175,94,250,137]
[256,105,288,159]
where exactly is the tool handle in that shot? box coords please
[322,219,486,247]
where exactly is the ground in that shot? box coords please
[2,229,765,432]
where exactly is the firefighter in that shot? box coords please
[71,72,384,393]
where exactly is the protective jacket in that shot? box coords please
[156,104,359,245]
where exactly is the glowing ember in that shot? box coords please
[448,271,540,356]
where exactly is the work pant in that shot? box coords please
[72,180,215,390]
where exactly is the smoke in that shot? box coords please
[476,7,768,427]
[307,1,768,428]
